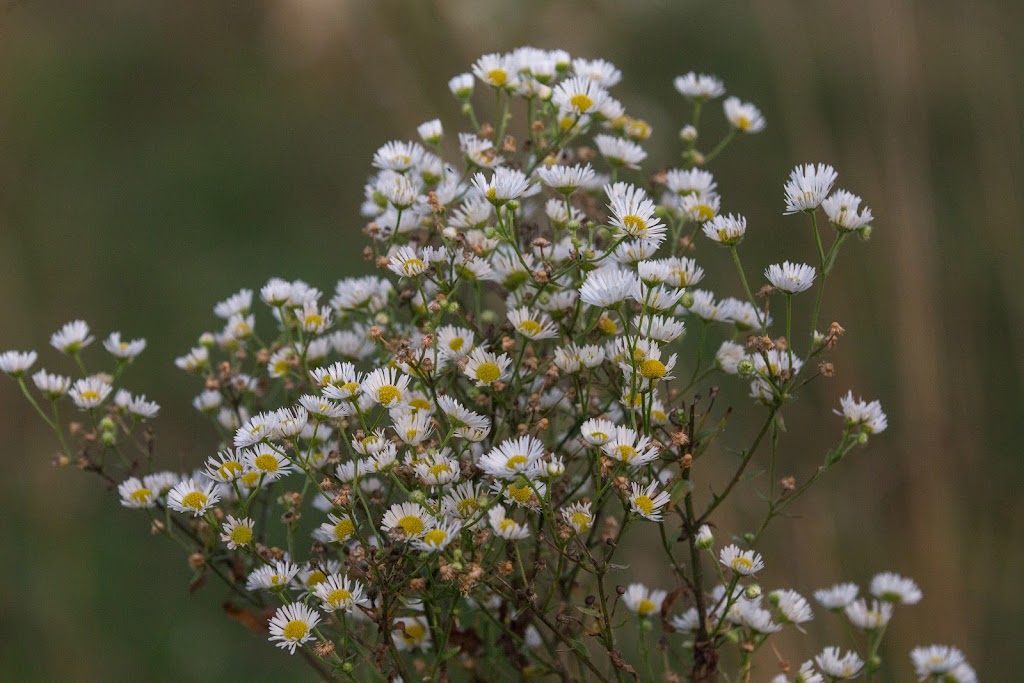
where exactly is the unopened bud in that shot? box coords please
[744,584,762,600]
[680,124,698,142]
[101,431,117,447]
[198,332,215,347]
[737,359,755,378]
[99,417,115,432]
[680,292,695,308]
[695,524,714,550]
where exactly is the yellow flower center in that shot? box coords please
[505,454,528,470]
[736,114,751,130]
[304,313,324,328]
[456,498,478,517]
[485,187,497,201]
[732,557,754,572]
[410,397,432,411]
[397,515,424,536]
[423,528,449,547]
[447,337,465,352]
[273,360,290,376]
[180,491,208,510]
[598,317,618,334]
[622,214,647,235]
[282,619,308,641]
[402,258,425,275]
[570,511,591,531]
[254,454,279,472]
[427,462,452,478]
[377,385,401,405]
[507,484,533,503]
[638,598,657,616]
[240,471,261,487]
[633,494,654,516]
[559,116,575,131]
[498,518,517,533]
[340,381,359,393]
[517,320,543,336]
[129,488,152,504]
[695,203,716,221]
[640,359,667,379]
[487,69,507,86]
[475,362,501,384]
[327,588,352,607]
[216,460,244,479]
[334,518,355,541]
[403,622,427,642]
[588,430,608,442]
[230,525,253,545]
[80,389,100,402]
[305,570,327,587]
[616,444,637,461]
[570,93,593,111]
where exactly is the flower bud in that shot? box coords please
[737,359,755,377]
[374,312,390,325]
[680,292,695,309]
[198,332,215,348]
[679,124,698,142]
[409,489,427,504]
[99,416,116,432]
[857,432,869,445]
[744,583,762,600]
[442,227,458,240]
[857,224,873,241]
[101,431,117,447]
[695,524,714,549]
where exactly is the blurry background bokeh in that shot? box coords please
[1,0,1020,680]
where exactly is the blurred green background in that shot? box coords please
[1,0,1020,680]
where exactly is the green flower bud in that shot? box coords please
[680,291,695,309]
[744,583,762,600]
[100,417,116,432]
[737,359,756,378]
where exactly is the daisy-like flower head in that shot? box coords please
[665,168,717,199]
[372,140,424,173]
[508,306,558,340]
[472,167,532,206]
[822,189,874,231]
[437,394,491,442]
[448,72,474,99]
[118,476,156,509]
[175,346,209,373]
[561,500,593,534]
[836,391,888,434]
[103,332,147,360]
[814,647,864,680]
[674,72,725,100]
[382,501,432,540]
[213,288,253,318]
[268,602,320,654]
[441,481,485,522]
[413,518,463,552]
[489,504,531,540]
[414,451,461,487]
[50,320,94,354]
[472,52,515,88]
[387,245,429,279]
[392,409,433,446]
[315,574,368,613]
[479,435,545,480]
[242,446,294,481]
[910,645,969,679]
[204,450,246,483]
[416,118,443,145]
[463,347,511,387]
[715,341,747,375]
[792,661,825,683]
[814,582,859,610]
[594,134,647,169]
[297,303,333,335]
[595,424,653,465]
[736,602,783,634]
[695,524,714,549]
[606,183,666,241]
[622,583,667,618]
[393,614,432,652]
[628,480,671,521]
[870,571,922,604]
[720,544,765,575]
[0,350,38,377]
[220,515,255,549]
[167,478,221,517]
[703,213,747,246]
[273,406,309,439]
[784,163,838,214]
[31,369,70,398]
[723,96,766,133]
[536,162,595,194]
[69,376,113,409]
[313,513,358,545]
[766,261,817,294]
[579,267,639,308]
[769,589,814,625]
[572,57,622,87]
[552,76,608,115]
[361,367,411,408]
[844,598,892,631]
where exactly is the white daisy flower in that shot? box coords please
[814,582,860,610]
[220,515,255,549]
[844,598,892,631]
[561,500,593,534]
[472,167,533,205]
[268,602,320,654]
[416,118,443,145]
[814,647,863,680]
[910,645,969,680]
[472,52,515,88]
[387,245,428,278]
[69,376,113,409]
[360,367,410,408]
[242,446,294,481]
[572,57,622,87]
[372,140,424,173]
[382,501,432,540]
[50,320,94,354]
[0,350,38,377]
[118,477,156,509]
[413,518,462,552]
[606,183,666,241]
[579,267,639,308]
[723,96,766,133]
[213,288,253,318]
[31,369,70,398]
[508,306,558,340]
[489,504,530,540]
[792,661,825,683]
[601,427,660,468]
[448,72,474,99]
[203,450,246,483]
[498,479,546,508]
[463,347,511,387]
[594,134,647,169]
[313,514,357,545]
[392,409,433,446]
[536,162,595,194]
[836,391,888,434]
[103,332,147,360]
[784,163,838,214]
[728,299,771,330]
[822,189,873,231]
[415,451,460,487]
[736,602,783,634]
[674,72,725,100]
[770,589,814,625]
[629,480,671,521]
[121,392,160,419]
[175,346,209,373]
[580,417,617,446]
[623,583,667,617]
[167,478,221,517]
[479,435,545,480]
[552,76,609,115]
[766,261,817,293]
[719,544,765,575]
[441,481,485,523]
[870,571,922,604]
[315,575,368,613]
[703,213,747,245]
[715,341,747,374]
[393,614,432,652]
[436,394,491,442]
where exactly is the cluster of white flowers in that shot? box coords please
[2,46,974,682]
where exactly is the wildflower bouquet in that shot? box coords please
[2,47,975,682]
